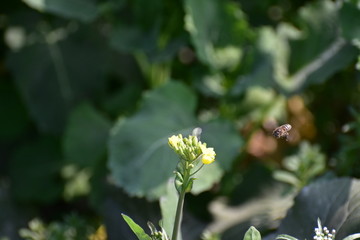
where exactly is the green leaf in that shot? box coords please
[110,25,158,54]
[243,226,261,240]
[22,0,98,22]
[108,81,197,199]
[108,82,242,199]
[6,27,109,134]
[284,0,358,92]
[339,0,360,41]
[63,103,111,168]
[275,178,360,240]
[243,1,358,94]
[184,0,252,70]
[121,214,152,240]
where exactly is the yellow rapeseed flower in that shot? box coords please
[200,146,216,164]
[168,135,182,150]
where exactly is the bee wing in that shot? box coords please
[192,127,202,139]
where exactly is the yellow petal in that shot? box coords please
[201,147,216,164]
[168,135,181,149]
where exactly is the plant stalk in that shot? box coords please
[171,189,185,240]
[171,169,190,240]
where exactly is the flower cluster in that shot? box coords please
[168,134,216,165]
[313,225,336,240]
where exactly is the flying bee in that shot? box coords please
[272,124,292,141]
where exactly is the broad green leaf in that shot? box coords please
[7,43,69,133]
[184,0,252,70]
[108,81,197,199]
[339,0,360,41]
[284,0,358,92]
[275,178,360,240]
[9,138,63,203]
[22,0,98,22]
[243,226,261,240]
[63,103,111,168]
[121,214,152,240]
[108,82,242,199]
[7,27,109,134]
[237,1,358,95]
[288,0,339,70]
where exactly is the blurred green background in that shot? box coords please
[1,0,360,239]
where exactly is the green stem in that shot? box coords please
[171,188,186,240]
[171,170,190,240]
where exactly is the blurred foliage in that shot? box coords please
[18,215,94,240]
[274,141,326,190]
[1,0,360,239]
[336,108,360,176]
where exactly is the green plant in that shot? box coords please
[19,214,94,240]
[273,141,326,190]
[1,0,360,239]
[121,130,216,240]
